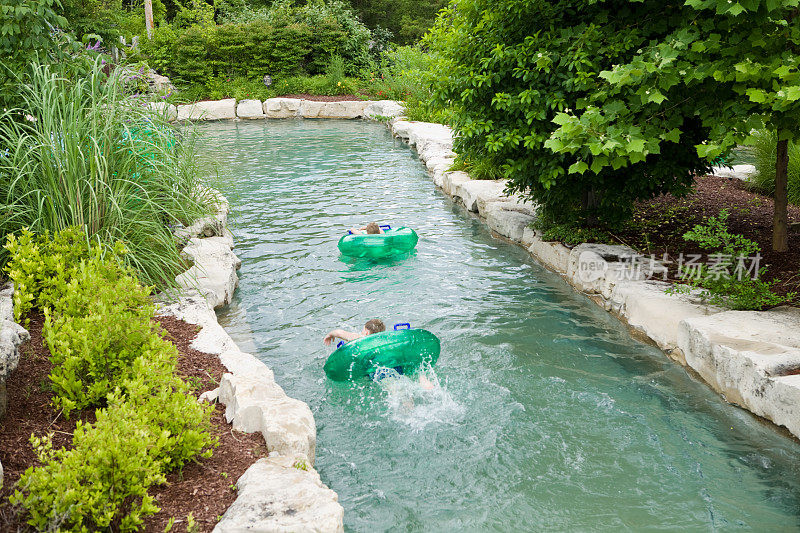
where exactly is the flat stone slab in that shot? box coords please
[177,99,237,121]
[299,100,369,119]
[452,180,507,212]
[364,100,405,119]
[237,99,265,119]
[484,202,536,242]
[712,164,756,181]
[264,98,302,119]
[213,456,344,533]
[679,306,800,435]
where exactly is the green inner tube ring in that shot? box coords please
[323,328,440,381]
[337,227,419,258]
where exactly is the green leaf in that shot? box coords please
[568,161,589,174]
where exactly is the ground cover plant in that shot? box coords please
[0,59,211,288]
[3,228,216,531]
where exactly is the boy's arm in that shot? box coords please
[323,329,361,345]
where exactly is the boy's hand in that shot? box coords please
[323,332,334,346]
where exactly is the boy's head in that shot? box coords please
[365,222,381,234]
[363,319,385,335]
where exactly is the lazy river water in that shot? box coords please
[200,120,800,531]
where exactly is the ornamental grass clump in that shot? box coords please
[749,130,800,206]
[0,59,211,288]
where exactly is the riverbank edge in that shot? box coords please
[156,189,345,532]
[384,116,800,441]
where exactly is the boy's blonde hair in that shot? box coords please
[365,222,381,234]
[364,319,385,334]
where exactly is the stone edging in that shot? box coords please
[387,117,800,440]
[157,189,344,532]
[148,98,404,122]
[0,282,31,491]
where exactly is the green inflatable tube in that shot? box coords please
[323,327,440,381]
[337,226,418,259]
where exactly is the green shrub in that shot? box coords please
[9,230,216,531]
[12,404,166,532]
[11,376,214,532]
[670,210,793,310]
[749,129,800,206]
[532,217,616,246]
[0,60,211,288]
[141,0,371,87]
[43,246,157,416]
[3,227,89,325]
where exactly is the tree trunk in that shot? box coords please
[773,138,789,252]
[144,0,154,39]
[582,186,600,226]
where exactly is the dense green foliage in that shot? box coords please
[0,60,210,287]
[750,130,800,205]
[58,0,157,44]
[348,0,447,44]
[143,0,374,85]
[427,0,800,226]
[670,210,793,309]
[427,1,713,224]
[6,228,215,531]
[0,0,71,108]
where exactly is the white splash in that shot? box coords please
[377,365,463,431]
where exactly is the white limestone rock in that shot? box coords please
[391,120,454,162]
[213,456,344,533]
[527,235,572,273]
[426,155,454,176]
[147,70,174,93]
[452,180,506,212]
[679,307,800,437]
[156,292,240,355]
[0,282,30,419]
[299,100,369,119]
[199,388,219,403]
[176,237,241,309]
[219,373,316,462]
[264,98,302,119]
[712,164,756,181]
[237,99,266,119]
[609,280,722,357]
[147,101,177,122]
[364,100,405,119]
[484,202,536,243]
[177,99,237,121]
[441,171,471,197]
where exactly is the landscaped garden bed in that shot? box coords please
[0,313,265,532]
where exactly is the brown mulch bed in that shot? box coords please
[611,175,800,299]
[275,93,366,102]
[0,314,266,532]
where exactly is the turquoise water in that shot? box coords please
[201,120,800,531]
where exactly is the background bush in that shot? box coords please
[142,0,373,86]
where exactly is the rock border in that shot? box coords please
[149,98,405,122]
[386,117,800,440]
[157,189,344,532]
